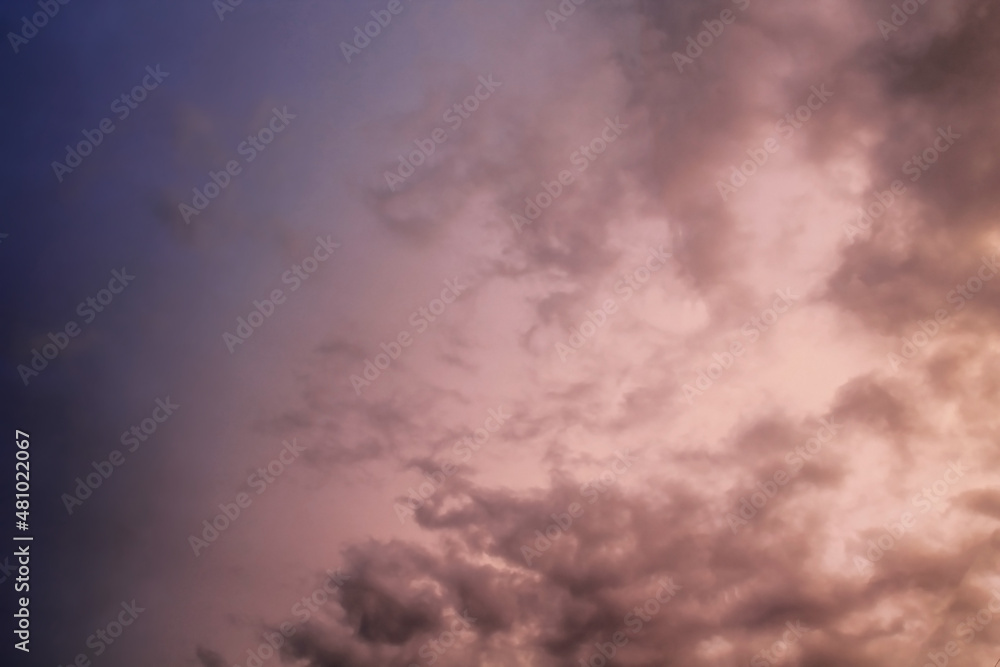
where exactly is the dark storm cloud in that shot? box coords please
[826,1,1000,332]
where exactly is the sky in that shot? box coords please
[2,0,1000,666]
